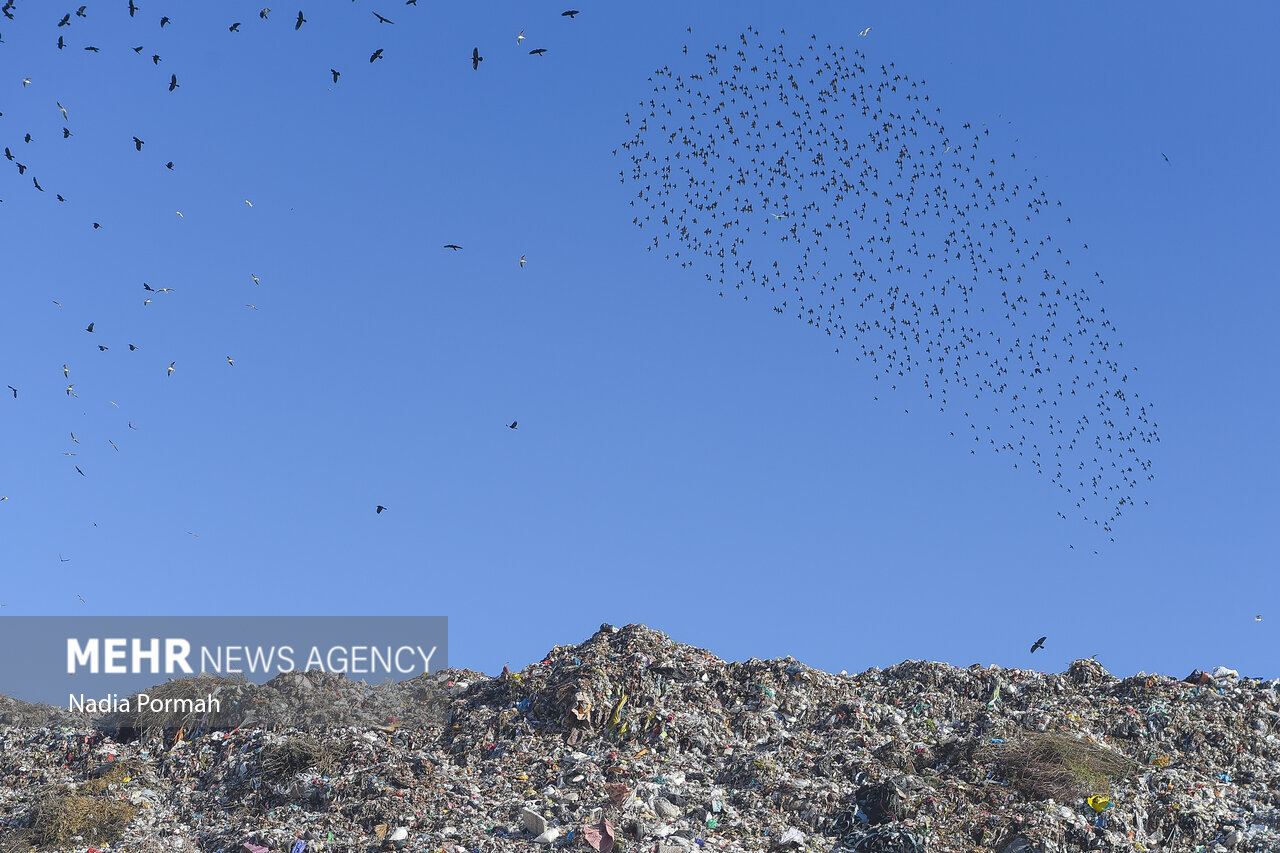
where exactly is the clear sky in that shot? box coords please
[1,2,1276,683]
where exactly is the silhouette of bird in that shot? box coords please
[472,47,482,69]
[133,136,144,151]
[443,243,463,251]
[169,74,179,91]
[370,48,384,63]
[376,505,387,514]
[1030,636,1046,653]
[507,421,518,429]
[373,12,393,24]
[562,9,579,18]
[529,48,547,56]
[85,322,94,333]
[330,68,340,83]
[229,22,241,32]
[295,10,305,29]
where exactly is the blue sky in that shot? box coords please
[1,2,1276,684]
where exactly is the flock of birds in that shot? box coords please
[1,1,598,598]
[618,29,1159,542]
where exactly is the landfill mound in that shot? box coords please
[1,625,1277,853]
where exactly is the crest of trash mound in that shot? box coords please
[1,623,1277,853]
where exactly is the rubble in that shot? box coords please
[1,624,1277,852]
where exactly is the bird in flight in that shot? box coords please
[1030,636,1046,653]
[260,8,271,19]
[295,10,306,29]
[516,30,525,44]
[78,594,86,603]
[443,243,463,251]
[226,356,235,366]
[373,11,393,24]
[330,68,340,83]
[244,199,253,207]
[63,364,69,378]
[60,554,70,563]
[59,13,71,26]
[129,0,138,17]
[75,465,86,477]
[167,361,176,376]
[859,27,871,36]
[1162,153,1170,164]
[160,15,170,27]
[529,48,547,56]
[58,102,68,120]
[85,322,95,332]
[109,439,119,452]
[370,48,384,63]
[6,386,16,399]
[169,74,179,91]
[562,10,579,18]
[229,22,241,32]
[133,136,145,151]
[251,273,260,284]
[246,304,259,310]
[507,421,518,430]
[167,161,174,169]
[376,505,387,514]
[472,47,483,69]
[519,254,526,267]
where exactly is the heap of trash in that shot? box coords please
[1,624,1277,853]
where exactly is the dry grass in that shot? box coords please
[26,792,138,848]
[982,731,1136,801]
[260,735,342,779]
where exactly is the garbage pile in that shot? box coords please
[1,624,1277,853]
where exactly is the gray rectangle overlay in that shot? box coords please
[0,615,448,706]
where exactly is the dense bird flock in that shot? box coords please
[619,30,1159,540]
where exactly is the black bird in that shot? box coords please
[471,47,482,69]
[75,465,85,477]
[143,282,155,291]
[1161,153,1170,164]
[369,48,384,63]
[152,53,161,64]
[169,74,179,91]
[561,9,579,17]
[129,0,138,17]
[133,136,144,151]
[63,127,72,138]
[1030,636,1046,653]
[373,11,393,23]
[6,386,15,399]
[58,35,65,49]
[85,322,94,332]
[376,505,387,514]
[295,10,305,29]
[260,8,270,19]
[128,344,138,351]
[133,45,143,52]
[84,45,100,51]
[76,5,86,16]
[98,345,108,352]
[93,222,101,229]
[229,22,241,32]
[3,148,12,161]
[507,421,518,429]
[58,13,71,26]
[166,161,174,170]
[32,176,43,191]
[529,48,547,56]
[443,243,462,251]
[330,68,340,83]
[160,15,170,27]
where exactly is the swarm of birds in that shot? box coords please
[619,30,1158,537]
